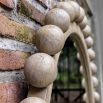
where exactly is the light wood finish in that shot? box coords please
[45,8,70,32]
[28,84,53,103]
[21,1,100,103]
[24,53,57,88]
[20,97,46,103]
[35,25,65,55]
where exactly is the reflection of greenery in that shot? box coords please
[54,38,82,89]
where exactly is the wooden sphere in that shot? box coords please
[89,62,97,74]
[78,16,88,29]
[69,1,80,19]
[83,92,100,102]
[77,53,80,60]
[94,92,100,102]
[83,93,87,102]
[80,62,97,75]
[92,76,99,88]
[80,65,84,75]
[82,76,99,88]
[45,8,70,32]
[55,2,75,21]
[83,25,92,38]
[85,36,94,48]
[88,48,96,60]
[24,53,57,88]
[20,97,46,103]
[76,7,85,23]
[73,42,77,48]
[82,78,85,88]
[36,25,65,55]
[77,48,96,61]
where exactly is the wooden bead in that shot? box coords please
[80,62,97,75]
[73,42,77,48]
[24,53,57,88]
[82,76,99,88]
[77,49,95,61]
[88,48,96,60]
[55,2,75,21]
[83,92,100,102]
[80,65,84,74]
[36,25,65,55]
[83,25,92,38]
[77,53,80,60]
[83,93,87,102]
[28,84,53,103]
[45,8,70,32]
[89,62,97,74]
[94,92,100,102]
[92,76,99,88]
[76,7,85,23]
[20,97,46,103]
[85,36,94,48]
[82,78,86,88]
[69,1,80,19]
[78,16,88,29]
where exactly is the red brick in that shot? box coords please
[20,0,58,24]
[0,0,14,9]
[0,14,36,44]
[38,0,50,8]
[37,0,57,8]
[21,0,46,25]
[0,49,30,70]
[0,82,27,103]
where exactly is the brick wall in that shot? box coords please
[0,0,57,103]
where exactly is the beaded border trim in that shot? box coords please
[21,1,100,103]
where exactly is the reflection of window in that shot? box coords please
[54,38,81,89]
[51,38,85,103]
